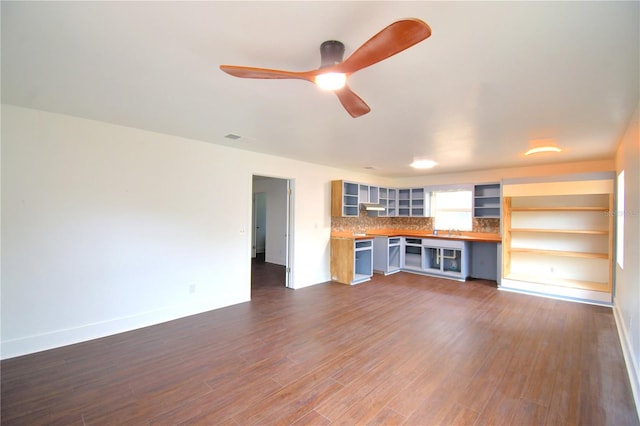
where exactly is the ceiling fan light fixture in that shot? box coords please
[410,159,438,169]
[315,72,347,91]
[220,19,432,116]
[524,146,562,156]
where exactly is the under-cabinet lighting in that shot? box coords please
[410,159,438,169]
[315,73,347,91]
[524,146,562,156]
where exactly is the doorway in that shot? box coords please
[251,175,294,290]
[252,192,266,261]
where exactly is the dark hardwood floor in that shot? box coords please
[251,253,286,290]
[2,266,638,425]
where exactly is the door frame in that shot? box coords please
[251,175,294,289]
[285,179,294,288]
[252,192,266,258]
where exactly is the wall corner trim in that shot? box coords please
[613,300,640,420]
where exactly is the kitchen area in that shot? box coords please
[329,174,615,307]
[330,180,502,286]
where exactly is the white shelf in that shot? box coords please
[510,206,608,212]
[510,228,608,235]
[509,248,608,259]
[352,273,371,284]
[504,273,609,292]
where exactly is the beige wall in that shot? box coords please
[0,105,378,358]
[614,101,640,411]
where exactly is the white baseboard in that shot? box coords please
[265,255,286,266]
[1,298,248,360]
[613,302,640,420]
[499,278,612,306]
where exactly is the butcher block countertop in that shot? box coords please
[330,229,501,243]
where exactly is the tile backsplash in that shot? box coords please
[332,209,500,234]
[472,217,501,233]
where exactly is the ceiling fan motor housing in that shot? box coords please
[319,40,345,68]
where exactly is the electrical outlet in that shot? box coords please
[189,284,196,294]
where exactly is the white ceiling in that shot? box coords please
[2,1,638,177]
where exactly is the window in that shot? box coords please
[617,170,624,268]
[432,190,473,231]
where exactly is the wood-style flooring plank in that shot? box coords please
[1,265,638,426]
[289,409,331,426]
[364,407,406,426]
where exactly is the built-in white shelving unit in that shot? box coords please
[501,176,614,304]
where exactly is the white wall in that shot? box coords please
[614,101,640,412]
[0,105,377,359]
[253,176,287,265]
[2,104,631,369]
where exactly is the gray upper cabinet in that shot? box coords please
[473,183,501,218]
[331,180,360,217]
[399,187,429,217]
[398,188,411,216]
[411,187,428,217]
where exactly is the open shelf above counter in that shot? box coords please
[473,183,501,218]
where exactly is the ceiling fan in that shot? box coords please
[219,18,431,118]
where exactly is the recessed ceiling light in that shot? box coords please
[524,146,562,156]
[410,159,438,169]
[224,133,241,140]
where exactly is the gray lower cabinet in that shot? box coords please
[469,242,499,281]
[402,238,425,272]
[401,237,470,281]
[353,240,374,284]
[373,237,402,275]
[330,238,373,285]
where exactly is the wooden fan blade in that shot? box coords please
[335,19,431,74]
[220,65,316,83]
[335,85,371,118]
